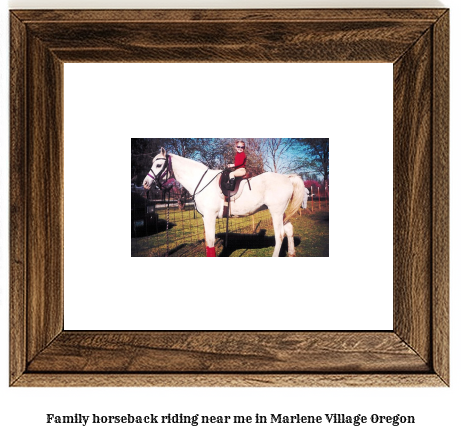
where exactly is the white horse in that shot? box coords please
[143,148,304,257]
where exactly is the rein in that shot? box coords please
[148,155,224,231]
[191,170,226,217]
[192,171,222,198]
[149,155,222,199]
[147,155,174,256]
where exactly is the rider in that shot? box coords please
[227,140,247,183]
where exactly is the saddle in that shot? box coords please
[219,168,252,217]
[220,168,251,195]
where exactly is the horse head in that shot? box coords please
[143,147,174,190]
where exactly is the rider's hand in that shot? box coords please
[227,164,234,168]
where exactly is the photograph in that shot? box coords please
[2,1,457,435]
[131,138,329,257]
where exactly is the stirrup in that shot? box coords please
[227,177,236,191]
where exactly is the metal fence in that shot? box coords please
[131,188,273,257]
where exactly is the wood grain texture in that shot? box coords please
[26,34,64,362]
[12,9,447,22]
[9,9,449,387]
[13,374,447,388]
[393,29,433,364]
[432,11,449,385]
[27,332,429,373]
[10,13,28,384]
[26,20,434,63]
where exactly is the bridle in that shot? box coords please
[147,155,175,190]
[146,154,224,209]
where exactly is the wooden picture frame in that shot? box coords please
[10,9,449,387]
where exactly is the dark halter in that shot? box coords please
[147,155,175,190]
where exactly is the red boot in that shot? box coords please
[206,246,216,257]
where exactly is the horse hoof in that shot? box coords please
[288,253,296,257]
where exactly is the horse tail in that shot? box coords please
[284,175,305,224]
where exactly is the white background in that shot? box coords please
[64,63,392,331]
[1,1,459,436]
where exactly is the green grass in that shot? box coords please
[132,203,329,257]
[227,209,329,257]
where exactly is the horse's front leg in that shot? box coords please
[203,214,217,257]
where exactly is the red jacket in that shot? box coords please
[234,151,246,169]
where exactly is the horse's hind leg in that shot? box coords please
[271,213,285,257]
[284,221,296,257]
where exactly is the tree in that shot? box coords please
[167,138,202,160]
[198,138,229,169]
[131,138,326,187]
[260,138,296,173]
[244,138,266,176]
[291,138,329,187]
